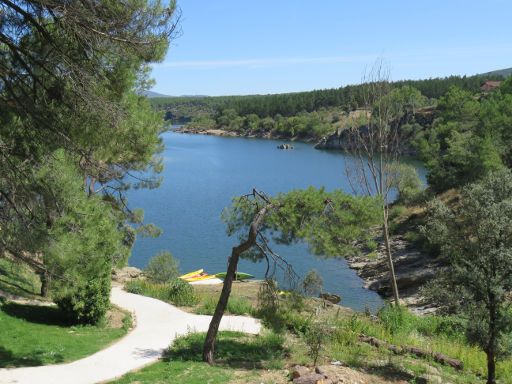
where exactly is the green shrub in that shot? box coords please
[390,163,424,205]
[144,251,179,283]
[125,280,144,295]
[55,276,111,324]
[378,304,417,336]
[302,269,323,296]
[304,323,327,365]
[280,309,312,334]
[167,278,197,306]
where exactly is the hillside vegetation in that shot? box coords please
[152,73,505,142]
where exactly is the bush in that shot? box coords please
[55,276,111,324]
[390,163,424,205]
[302,269,323,296]
[144,251,179,283]
[378,304,417,336]
[304,323,327,365]
[167,278,197,306]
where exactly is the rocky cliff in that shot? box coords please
[347,235,441,315]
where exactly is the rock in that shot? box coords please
[277,143,294,149]
[422,374,443,383]
[314,367,325,375]
[330,360,343,366]
[349,262,367,270]
[112,266,144,283]
[292,373,330,384]
[291,365,310,379]
[346,235,443,313]
[319,293,341,304]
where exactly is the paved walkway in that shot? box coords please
[0,287,261,384]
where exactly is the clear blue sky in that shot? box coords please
[151,0,512,96]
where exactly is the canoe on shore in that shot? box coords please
[179,269,203,280]
[215,272,254,281]
[185,274,217,282]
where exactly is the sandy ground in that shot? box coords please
[189,277,224,285]
[0,286,260,384]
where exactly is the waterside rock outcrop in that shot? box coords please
[347,235,441,315]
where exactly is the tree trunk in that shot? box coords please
[486,350,496,384]
[202,247,240,364]
[202,199,271,364]
[383,212,400,306]
[40,271,50,297]
[487,294,497,384]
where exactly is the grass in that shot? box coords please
[108,331,287,384]
[125,278,258,316]
[0,257,41,298]
[320,305,512,383]
[108,360,240,384]
[0,300,131,367]
[194,295,254,316]
[125,279,198,306]
[109,284,512,384]
[169,331,286,369]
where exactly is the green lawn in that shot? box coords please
[0,301,130,367]
[109,331,286,384]
[0,258,41,298]
[109,361,239,384]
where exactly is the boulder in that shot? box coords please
[112,266,144,283]
[291,365,310,379]
[319,293,341,304]
[277,143,294,149]
[292,373,330,384]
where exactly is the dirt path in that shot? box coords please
[0,286,261,384]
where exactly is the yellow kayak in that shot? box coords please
[185,274,216,282]
[179,269,203,280]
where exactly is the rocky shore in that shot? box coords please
[347,235,441,315]
[175,126,317,142]
[314,129,418,156]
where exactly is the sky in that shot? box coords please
[151,0,512,96]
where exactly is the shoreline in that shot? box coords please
[173,126,319,144]
[346,235,440,315]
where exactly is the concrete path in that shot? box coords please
[0,287,261,384]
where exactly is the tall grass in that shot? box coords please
[195,295,254,316]
[324,305,512,383]
[125,279,198,306]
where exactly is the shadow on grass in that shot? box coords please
[165,331,287,369]
[1,302,74,326]
[0,346,65,368]
[366,363,428,384]
[0,277,35,297]
[0,263,39,297]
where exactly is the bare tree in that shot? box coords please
[344,60,403,305]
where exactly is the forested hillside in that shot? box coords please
[152,73,505,143]
[152,73,500,119]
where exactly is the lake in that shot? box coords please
[126,130,426,312]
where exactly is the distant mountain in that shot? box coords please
[143,91,209,99]
[178,95,209,98]
[479,67,512,78]
[141,90,170,98]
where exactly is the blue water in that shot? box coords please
[125,130,426,312]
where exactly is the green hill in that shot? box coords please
[479,67,512,77]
